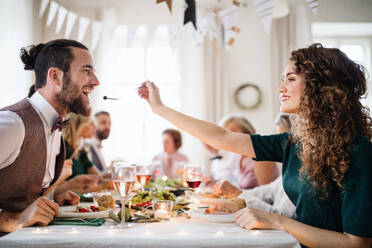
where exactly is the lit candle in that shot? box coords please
[155,209,169,220]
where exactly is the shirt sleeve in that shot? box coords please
[250,133,289,163]
[341,138,372,237]
[0,111,25,169]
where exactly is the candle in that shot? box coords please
[155,209,169,220]
[152,200,173,221]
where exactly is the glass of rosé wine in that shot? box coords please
[111,163,136,228]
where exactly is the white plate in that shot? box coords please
[56,203,110,219]
[192,208,235,223]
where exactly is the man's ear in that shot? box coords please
[47,67,64,87]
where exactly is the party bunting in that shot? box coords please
[218,5,240,46]
[305,0,319,14]
[55,6,67,34]
[184,0,197,30]
[39,0,49,18]
[91,20,103,51]
[46,1,58,27]
[252,0,274,35]
[156,0,172,13]
[168,23,183,49]
[65,11,78,38]
[77,16,90,42]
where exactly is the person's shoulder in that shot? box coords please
[351,136,372,155]
[0,110,25,136]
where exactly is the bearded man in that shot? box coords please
[0,39,99,232]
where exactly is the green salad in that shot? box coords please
[131,190,176,206]
[145,178,183,189]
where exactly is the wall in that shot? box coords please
[0,0,34,107]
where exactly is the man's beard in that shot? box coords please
[96,129,110,140]
[55,73,91,116]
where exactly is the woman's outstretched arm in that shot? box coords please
[138,81,256,158]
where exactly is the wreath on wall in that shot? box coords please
[233,83,262,110]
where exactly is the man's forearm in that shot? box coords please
[0,211,22,233]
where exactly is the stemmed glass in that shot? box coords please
[184,164,202,208]
[111,163,136,228]
[136,164,153,192]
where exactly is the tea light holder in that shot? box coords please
[152,200,173,221]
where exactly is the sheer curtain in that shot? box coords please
[91,8,209,166]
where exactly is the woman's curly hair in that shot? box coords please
[289,43,372,197]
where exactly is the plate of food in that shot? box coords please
[192,198,246,223]
[56,203,110,219]
[192,207,235,223]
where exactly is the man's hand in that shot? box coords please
[18,197,59,228]
[54,190,80,206]
[214,180,242,199]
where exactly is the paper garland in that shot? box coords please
[184,0,197,30]
[156,0,172,13]
[39,0,321,51]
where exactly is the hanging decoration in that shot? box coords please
[168,23,183,49]
[305,0,319,14]
[77,16,90,42]
[184,0,197,30]
[252,0,275,35]
[39,0,49,18]
[218,4,240,47]
[91,20,103,51]
[46,1,58,27]
[156,0,172,13]
[64,11,78,38]
[39,0,320,51]
[55,6,67,34]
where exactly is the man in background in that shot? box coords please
[88,111,111,172]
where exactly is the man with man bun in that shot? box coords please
[0,39,99,232]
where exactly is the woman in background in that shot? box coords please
[204,115,278,189]
[63,113,100,178]
[153,129,189,179]
[214,113,295,218]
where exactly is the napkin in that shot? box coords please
[49,218,105,226]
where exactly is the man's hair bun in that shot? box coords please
[20,43,45,70]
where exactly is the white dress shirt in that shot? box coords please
[87,137,107,171]
[210,150,241,187]
[0,92,61,188]
[239,175,296,218]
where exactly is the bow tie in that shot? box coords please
[52,117,70,132]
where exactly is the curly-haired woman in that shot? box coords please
[138,44,372,247]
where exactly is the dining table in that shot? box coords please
[0,214,301,248]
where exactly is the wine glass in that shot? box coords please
[136,163,153,192]
[111,163,136,228]
[184,164,202,208]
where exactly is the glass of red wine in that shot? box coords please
[184,164,202,209]
[111,163,136,228]
[136,164,153,192]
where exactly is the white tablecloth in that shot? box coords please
[0,217,301,248]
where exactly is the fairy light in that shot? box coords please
[177,230,189,236]
[69,227,79,234]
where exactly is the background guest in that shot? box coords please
[203,115,278,189]
[153,128,189,179]
[87,111,111,172]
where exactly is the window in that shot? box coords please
[312,23,372,110]
[98,25,182,164]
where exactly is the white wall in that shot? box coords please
[0,0,34,107]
